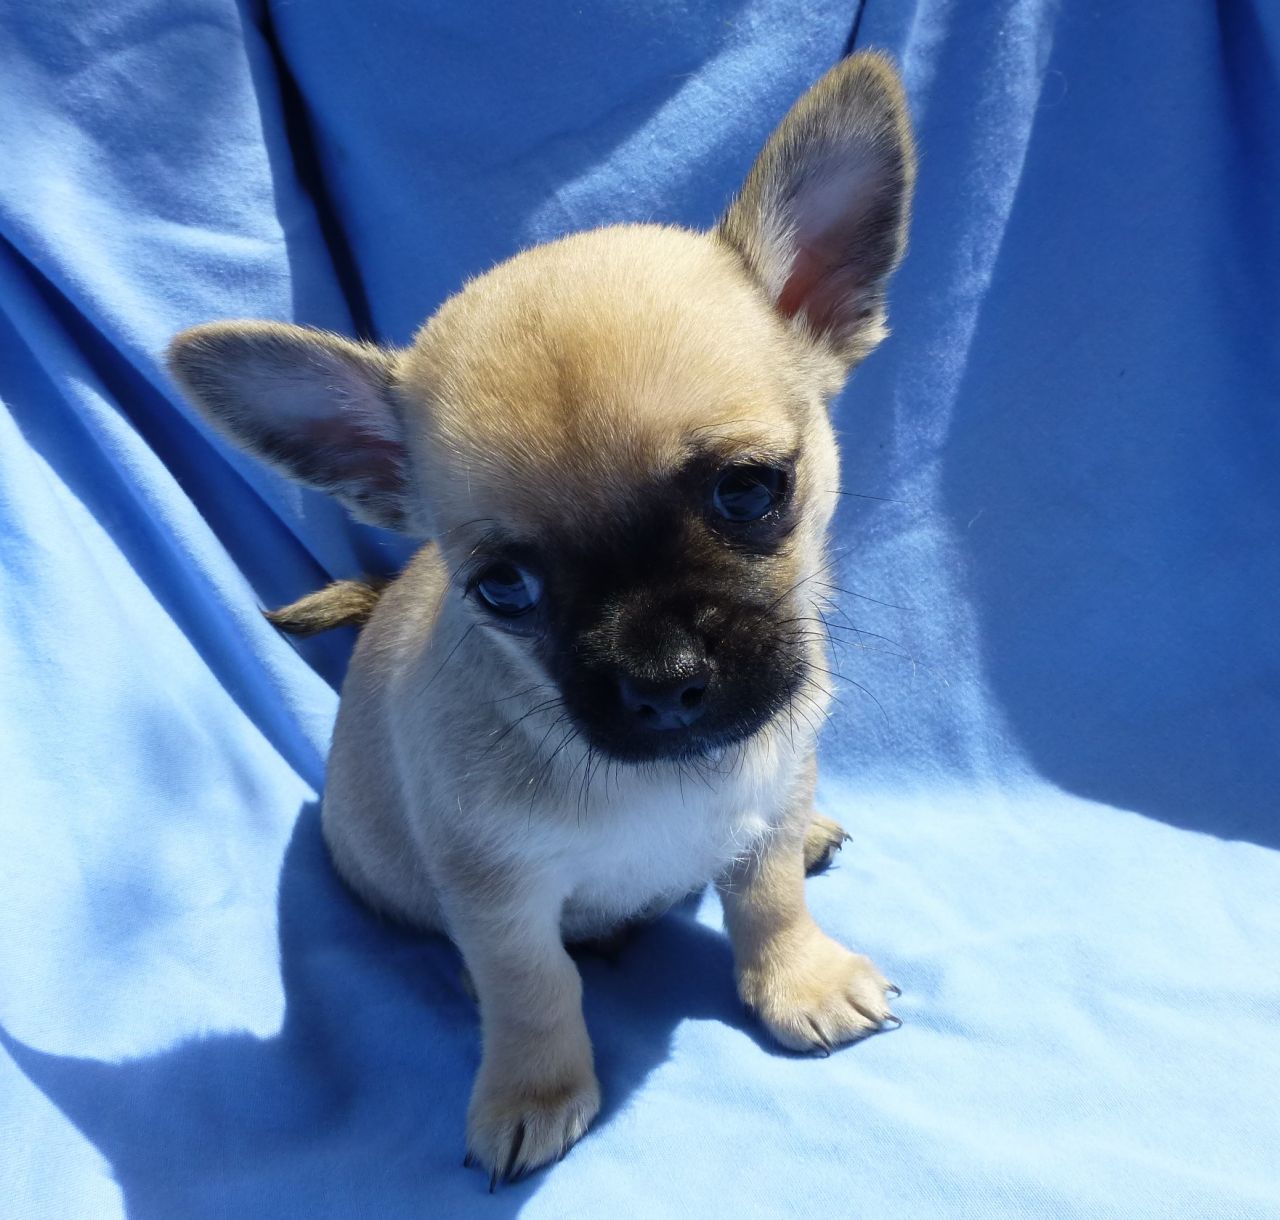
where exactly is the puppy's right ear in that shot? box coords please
[167,322,413,531]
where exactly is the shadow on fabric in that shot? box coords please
[934,3,1280,848]
[2,801,774,1217]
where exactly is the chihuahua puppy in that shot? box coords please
[168,51,915,1184]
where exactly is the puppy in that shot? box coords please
[168,51,915,1185]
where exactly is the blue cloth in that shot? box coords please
[2,1,1277,1216]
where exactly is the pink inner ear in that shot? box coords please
[775,245,861,336]
[302,418,405,493]
[770,149,888,339]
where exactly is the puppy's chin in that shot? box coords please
[577,722,745,767]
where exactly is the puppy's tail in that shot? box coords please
[265,577,390,637]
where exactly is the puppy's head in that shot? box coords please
[169,52,915,763]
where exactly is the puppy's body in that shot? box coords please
[168,53,916,1184]
[322,226,832,945]
[325,542,805,944]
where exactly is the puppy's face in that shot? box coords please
[395,226,847,762]
[169,53,915,764]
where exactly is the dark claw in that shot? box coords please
[882,1013,902,1029]
[462,1152,474,1169]
[489,1168,499,1194]
[501,1121,522,1182]
[841,832,853,844]
[886,983,902,998]
[807,1019,832,1056]
[503,1122,526,1184]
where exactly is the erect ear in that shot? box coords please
[167,321,413,531]
[717,51,917,369]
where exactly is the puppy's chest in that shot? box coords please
[550,759,786,932]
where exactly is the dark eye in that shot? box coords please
[712,464,788,522]
[473,562,542,617]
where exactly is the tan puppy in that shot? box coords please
[168,51,915,1185]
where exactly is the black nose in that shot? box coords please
[618,669,709,731]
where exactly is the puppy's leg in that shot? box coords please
[719,775,895,1053]
[442,864,600,1184]
[803,813,850,875]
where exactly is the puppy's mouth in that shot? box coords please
[583,722,746,765]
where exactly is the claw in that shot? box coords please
[503,1121,526,1184]
[882,1013,902,1029]
[886,983,902,998]
[489,1168,499,1194]
[807,1018,832,1056]
[462,1152,474,1169]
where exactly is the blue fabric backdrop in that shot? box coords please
[1,2,1277,1216]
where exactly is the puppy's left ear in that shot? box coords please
[717,51,917,369]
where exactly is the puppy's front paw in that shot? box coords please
[465,1059,601,1187]
[803,813,850,875]
[741,930,897,1053]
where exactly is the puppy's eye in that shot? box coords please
[473,563,542,617]
[712,464,789,522]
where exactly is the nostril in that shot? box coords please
[618,670,710,728]
[679,683,705,710]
